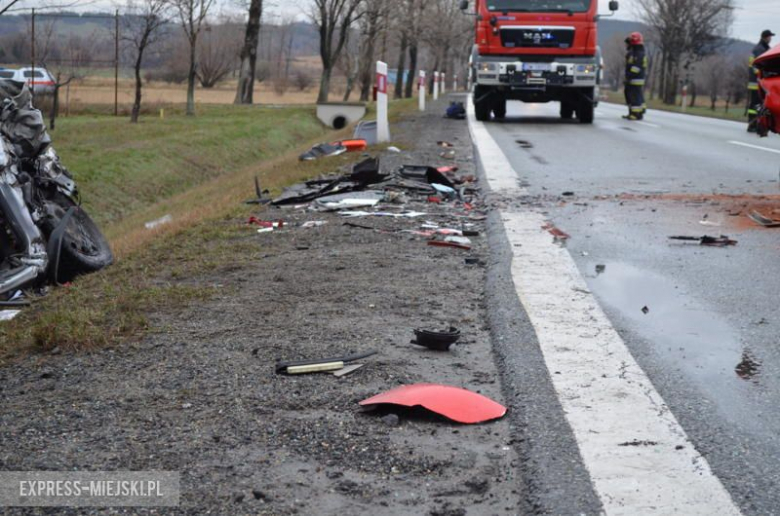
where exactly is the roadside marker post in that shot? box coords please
[441,73,446,94]
[453,74,458,92]
[376,61,390,143]
[433,71,439,100]
[419,70,426,111]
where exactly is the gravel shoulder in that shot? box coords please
[0,97,523,515]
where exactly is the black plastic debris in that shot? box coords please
[412,327,461,351]
[668,235,737,247]
[245,176,271,205]
[299,142,347,161]
[272,157,385,206]
[748,210,780,228]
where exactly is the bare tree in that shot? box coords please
[171,0,216,115]
[197,23,240,88]
[404,0,425,98]
[603,34,626,91]
[310,0,364,103]
[0,0,22,16]
[293,69,313,91]
[336,28,359,100]
[636,0,734,105]
[124,0,168,123]
[357,0,385,101]
[234,0,262,104]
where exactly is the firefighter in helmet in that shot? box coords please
[624,32,647,121]
[748,29,775,132]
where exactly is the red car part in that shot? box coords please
[359,383,507,424]
[754,46,780,135]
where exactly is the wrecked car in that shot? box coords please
[0,80,112,297]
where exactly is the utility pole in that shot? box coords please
[114,9,119,117]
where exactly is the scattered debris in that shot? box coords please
[275,350,377,375]
[562,191,574,196]
[618,440,658,447]
[641,306,649,314]
[428,240,471,250]
[334,139,368,153]
[145,214,173,230]
[257,227,274,234]
[245,176,271,205]
[542,222,570,240]
[248,217,284,228]
[445,102,466,120]
[699,220,721,227]
[0,310,21,321]
[516,140,533,149]
[332,363,365,377]
[412,327,461,351]
[437,141,455,148]
[380,413,401,427]
[668,235,737,246]
[299,142,347,161]
[301,221,327,228]
[595,264,606,274]
[353,120,378,145]
[387,146,401,153]
[748,209,780,227]
[439,150,456,160]
[339,211,427,218]
[359,384,507,424]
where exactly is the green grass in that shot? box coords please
[603,90,748,123]
[52,104,330,227]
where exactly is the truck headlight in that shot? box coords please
[576,65,596,73]
[478,62,497,72]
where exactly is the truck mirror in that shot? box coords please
[459,0,469,10]
[609,1,619,11]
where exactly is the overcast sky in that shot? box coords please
[15,0,780,44]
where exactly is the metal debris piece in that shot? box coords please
[748,210,780,228]
[275,350,377,375]
[332,364,365,377]
[668,235,737,246]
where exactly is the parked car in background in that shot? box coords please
[0,67,56,94]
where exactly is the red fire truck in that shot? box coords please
[461,0,618,123]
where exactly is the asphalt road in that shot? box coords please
[482,100,780,514]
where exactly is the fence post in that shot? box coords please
[418,70,426,112]
[376,61,390,143]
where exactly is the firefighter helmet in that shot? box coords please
[626,32,644,46]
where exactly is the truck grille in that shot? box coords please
[500,28,575,49]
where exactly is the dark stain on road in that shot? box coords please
[735,350,761,382]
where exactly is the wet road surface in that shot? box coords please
[485,100,780,514]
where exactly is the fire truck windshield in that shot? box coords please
[485,0,591,13]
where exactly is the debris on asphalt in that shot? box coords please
[542,222,570,241]
[641,306,650,314]
[437,141,455,148]
[412,327,461,351]
[332,364,365,377]
[748,209,780,227]
[299,142,347,161]
[275,350,377,375]
[359,384,507,424]
[145,214,173,230]
[301,220,328,228]
[445,102,466,120]
[428,240,471,250]
[668,235,738,246]
[595,264,606,274]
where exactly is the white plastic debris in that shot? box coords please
[387,146,401,153]
[145,214,173,230]
[257,227,274,233]
[444,236,472,246]
[301,221,328,228]
[0,310,21,322]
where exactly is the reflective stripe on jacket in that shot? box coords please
[625,45,647,87]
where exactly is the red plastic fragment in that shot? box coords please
[542,222,569,240]
[427,196,442,204]
[247,217,284,228]
[359,383,507,424]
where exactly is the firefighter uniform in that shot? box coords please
[625,42,647,120]
[749,38,772,129]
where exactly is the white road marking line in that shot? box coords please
[636,121,660,128]
[467,100,743,515]
[728,140,780,155]
[466,98,527,195]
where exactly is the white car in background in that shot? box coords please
[0,67,56,94]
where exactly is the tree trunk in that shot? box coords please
[50,85,59,130]
[234,0,263,105]
[690,82,697,108]
[343,75,354,101]
[187,40,197,116]
[132,50,144,123]
[662,57,678,105]
[394,32,408,99]
[318,66,332,103]
[405,42,418,98]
